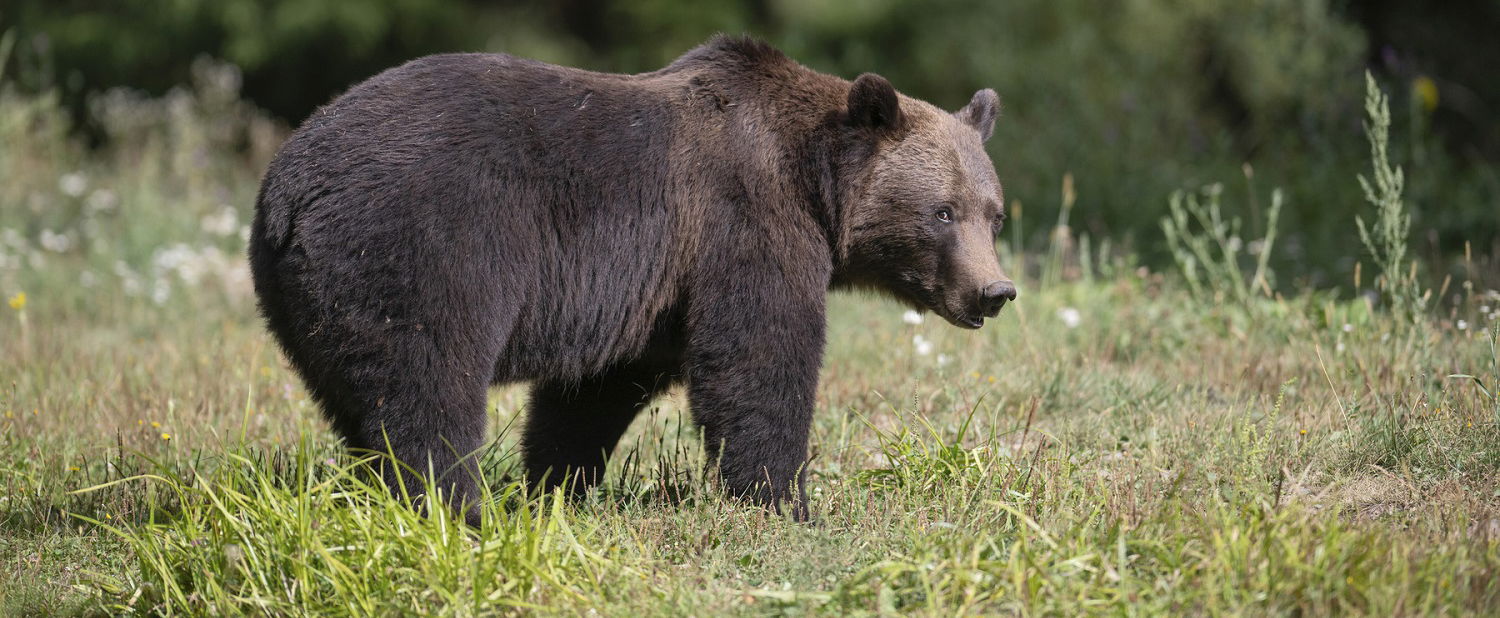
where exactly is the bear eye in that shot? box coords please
[934,206,954,223]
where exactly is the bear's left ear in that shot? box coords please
[847,73,904,133]
[955,89,999,142]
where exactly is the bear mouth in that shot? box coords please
[891,285,986,329]
[935,306,985,329]
[928,292,988,329]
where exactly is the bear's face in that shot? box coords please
[839,75,1016,329]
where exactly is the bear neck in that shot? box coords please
[663,37,871,280]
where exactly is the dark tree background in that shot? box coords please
[3,0,1495,282]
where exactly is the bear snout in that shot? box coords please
[977,280,1017,318]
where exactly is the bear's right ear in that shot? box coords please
[847,73,904,133]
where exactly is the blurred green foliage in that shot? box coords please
[1,0,1495,285]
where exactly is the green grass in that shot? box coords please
[3,67,1500,616]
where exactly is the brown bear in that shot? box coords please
[248,35,1015,525]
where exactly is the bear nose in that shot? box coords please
[978,280,1017,317]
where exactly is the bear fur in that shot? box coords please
[249,35,1014,524]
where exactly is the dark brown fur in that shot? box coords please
[248,36,1013,525]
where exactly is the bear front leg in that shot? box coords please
[685,271,827,521]
[523,361,679,495]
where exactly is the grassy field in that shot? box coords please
[3,70,1499,615]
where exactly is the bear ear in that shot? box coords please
[847,73,904,133]
[955,88,999,142]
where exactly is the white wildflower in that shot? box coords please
[936,354,951,366]
[153,244,197,281]
[2,228,25,249]
[59,172,88,198]
[1456,320,1468,331]
[902,309,924,325]
[116,260,143,296]
[151,279,171,305]
[158,244,226,285]
[1342,323,1353,333]
[913,334,933,356]
[200,205,239,237]
[39,229,72,253]
[86,189,117,213]
[1336,341,1346,353]
[144,244,253,299]
[1057,307,1081,329]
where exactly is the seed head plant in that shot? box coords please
[1356,71,1424,324]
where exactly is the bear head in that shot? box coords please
[836,73,1016,329]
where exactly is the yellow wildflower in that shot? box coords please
[150,421,160,428]
[6,292,23,310]
[1413,76,1439,112]
[161,432,172,441]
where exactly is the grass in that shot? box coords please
[3,66,1500,616]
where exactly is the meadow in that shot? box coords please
[2,63,1499,615]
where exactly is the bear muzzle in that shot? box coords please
[976,279,1018,320]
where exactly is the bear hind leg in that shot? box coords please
[341,345,494,528]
